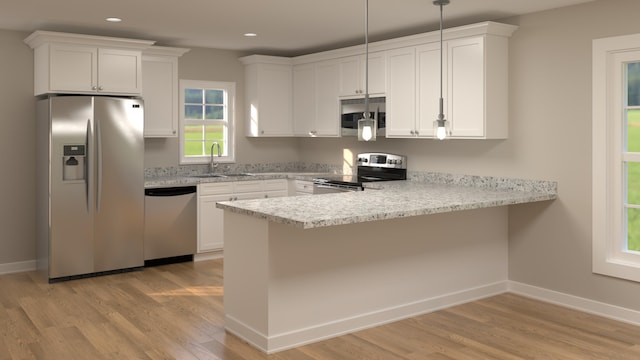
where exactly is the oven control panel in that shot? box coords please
[357,153,407,169]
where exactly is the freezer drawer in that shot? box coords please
[144,186,197,261]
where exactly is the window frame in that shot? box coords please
[178,79,236,165]
[593,33,640,282]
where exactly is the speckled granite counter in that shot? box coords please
[216,174,557,229]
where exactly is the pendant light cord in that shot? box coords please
[364,0,370,117]
[438,1,444,119]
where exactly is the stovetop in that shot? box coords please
[313,153,407,187]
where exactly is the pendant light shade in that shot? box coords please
[358,0,376,141]
[433,0,451,140]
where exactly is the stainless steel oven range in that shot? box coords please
[312,153,407,194]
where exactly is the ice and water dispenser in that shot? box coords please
[62,145,86,181]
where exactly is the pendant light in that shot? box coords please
[433,0,451,140]
[358,0,376,141]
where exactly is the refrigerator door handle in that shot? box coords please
[96,117,102,213]
[85,119,91,213]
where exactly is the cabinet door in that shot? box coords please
[198,193,230,252]
[339,53,386,97]
[293,64,316,136]
[385,47,417,138]
[448,36,484,137]
[97,48,142,94]
[360,52,386,95]
[49,44,97,93]
[252,63,294,136]
[338,56,361,96]
[314,60,340,136]
[142,55,178,137]
[416,43,445,138]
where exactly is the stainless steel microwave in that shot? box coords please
[340,97,386,137]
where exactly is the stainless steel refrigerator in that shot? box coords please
[36,96,144,282]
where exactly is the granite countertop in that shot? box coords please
[215,177,557,229]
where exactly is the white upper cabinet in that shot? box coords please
[386,23,516,139]
[338,52,386,97]
[293,60,340,137]
[240,55,294,137]
[24,31,154,96]
[241,21,517,140]
[142,46,189,138]
[385,47,418,137]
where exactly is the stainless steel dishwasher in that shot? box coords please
[144,186,197,265]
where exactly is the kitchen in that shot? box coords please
[2,0,640,358]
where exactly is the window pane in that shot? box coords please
[628,62,640,106]
[204,125,226,156]
[205,105,224,120]
[205,89,224,104]
[185,89,203,104]
[628,208,640,252]
[185,105,203,119]
[628,109,640,152]
[628,162,640,205]
[184,125,205,156]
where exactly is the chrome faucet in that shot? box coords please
[210,141,221,173]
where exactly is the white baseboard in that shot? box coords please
[226,281,509,354]
[508,281,640,327]
[0,259,36,275]
[194,250,224,262]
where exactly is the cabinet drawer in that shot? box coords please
[233,180,264,193]
[295,180,314,193]
[262,179,288,191]
[198,182,234,196]
[264,190,289,198]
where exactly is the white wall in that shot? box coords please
[0,30,36,265]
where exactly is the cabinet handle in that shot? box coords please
[98,86,104,91]
[410,130,415,135]
[415,130,419,135]
[260,130,265,134]
[92,86,97,91]
[229,197,233,201]
[172,130,176,135]
[264,194,268,198]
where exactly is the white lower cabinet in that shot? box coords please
[292,180,314,196]
[197,179,288,253]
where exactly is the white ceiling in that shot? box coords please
[1,0,595,56]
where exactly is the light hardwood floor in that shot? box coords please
[1,259,640,359]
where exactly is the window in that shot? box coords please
[179,80,235,164]
[593,34,640,282]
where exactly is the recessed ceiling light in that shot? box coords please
[244,33,257,37]
[106,17,122,23]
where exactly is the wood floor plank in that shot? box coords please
[2,259,640,359]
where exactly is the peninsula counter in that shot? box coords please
[217,175,556,353]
